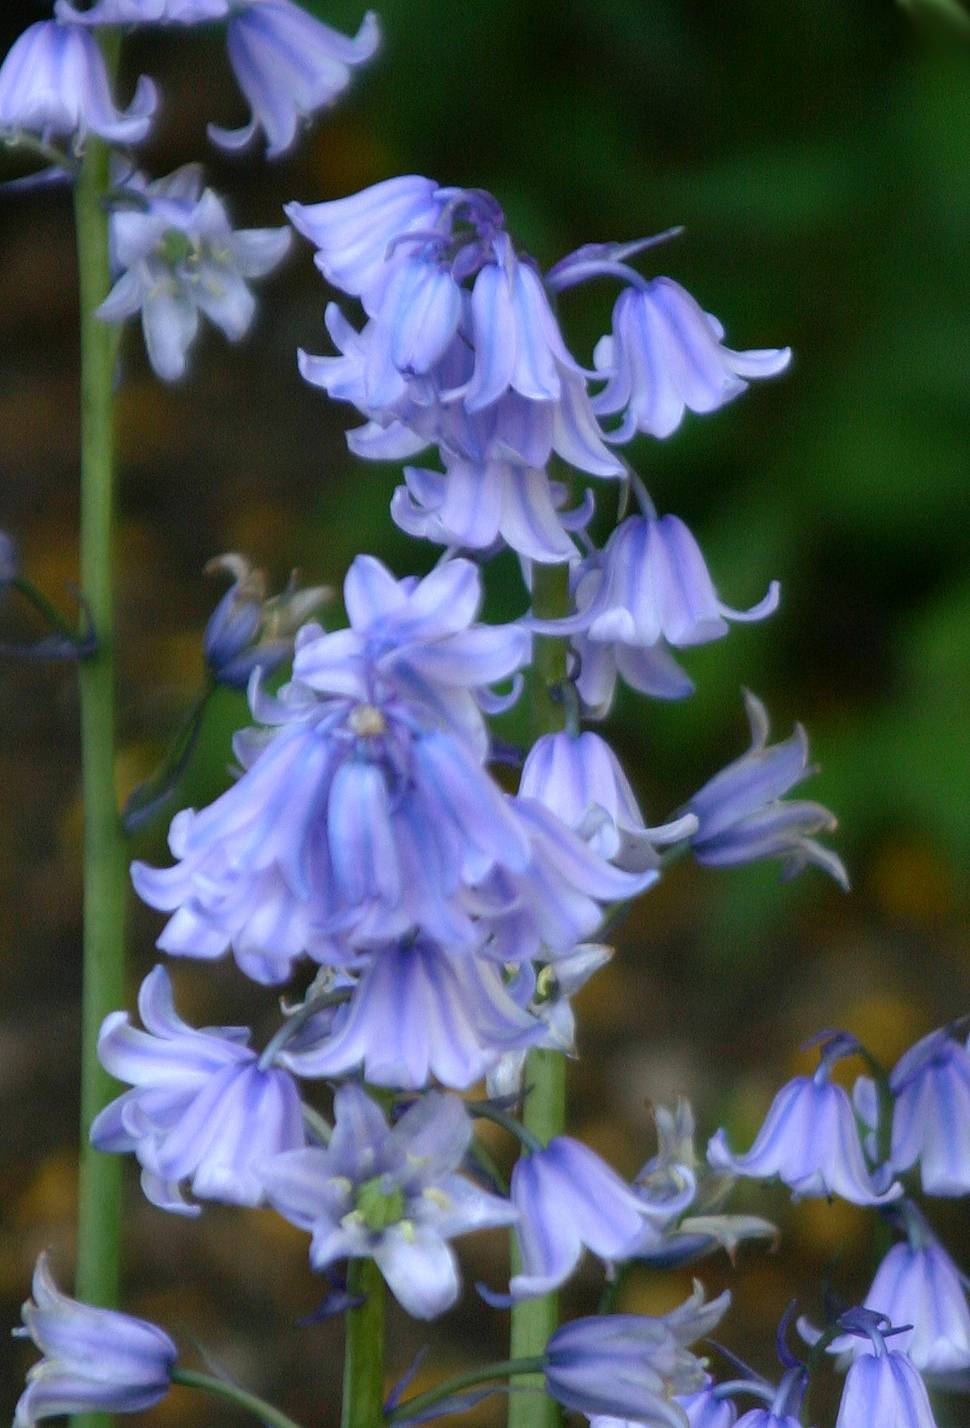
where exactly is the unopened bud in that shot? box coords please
[202,552,331,690]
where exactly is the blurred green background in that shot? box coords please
[1,0,969,1422]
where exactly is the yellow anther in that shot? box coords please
[348,704,387,737]
[422,1187,451,1211]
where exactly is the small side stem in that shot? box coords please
[72,32,127,1428]
[387,1356,547,1425]
[172,1370,307,1428]
[508,559,572,1428]
[341,1259,386,1428]
[11,575,87,644]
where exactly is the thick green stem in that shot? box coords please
[73,26,127,1400]
[387,1356,547,1425]
[341,1258,386,1428]
[172,1370,307,1428]
[508,560,572,1428]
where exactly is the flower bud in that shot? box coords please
[203,553,331,690]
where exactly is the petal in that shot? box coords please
[376,1227,461,1319]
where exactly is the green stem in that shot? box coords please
[172,1370,307,1428]
[72,31,127,1425]
[528,561,571,742]
[341,1259,386,1428]
[508,559,572,1428]
[387,1356,547,1425]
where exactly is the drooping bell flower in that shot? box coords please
[0,21,156,148]
[687,691,848,886]
[90,965,306,1214]
[210,2,380,158]
[708,1037,900,1206]
[834,1313,939,1428]
[14,1255,176,1427]
[544,1285,731,1422]
[503,1137,653,1300]
[590,280,790,440]
[519,728,695,869]
[888,1025,970,1197]
[280,936,544,1091]
[57,0,229,23]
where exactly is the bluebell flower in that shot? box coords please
[473,794,657,966]
[486,943,614,1099]
[677,1384,739,1427]
[836,1338,938,1428]
[724,1366,807,1428]
[56,0,229,23]
[291,178,629,561]
[209,2,380,158]
[546,235,789,439]
[291,554,529,756]
[0,21,157,148]
[502,1137,654,1300]
[533,515,779,650]
[686,691,848,886]
[588,281,790,440]
[203,552,331,689]
[888,1026,970,1196]
[280,936,544,1090]
[131,693,532,980]
[392,456,590,564]
[261,1085,515,1319]
[826,1240,970,1374]
[133,557,649,979]
[459,234,585,410]
[90,965,305,1214]
[557,552,695,718]
[14,1254,176,1428]
[708,1040,901,1205]
[97,165,291,382]
[287,175,448,314]
[544,1284,731,1422]
[626,1100,700,1255]
[734,1407,801,1428]
[588,1379,737,1428]
[519,729,696,870]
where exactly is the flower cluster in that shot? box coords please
[131,556,659,1093]
[0,0,377,385]
[6,8,912,1427]
[0,0,381,160]
[698,1021,970,1426]
[290,175,789,565]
